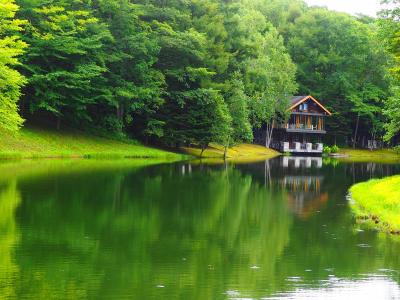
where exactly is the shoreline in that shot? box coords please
[181,143,281,162]
[338,148,400,163]
[349,175,400,235]
[0,127,184,161]
[0,128,280,163]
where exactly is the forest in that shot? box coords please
[0,0,399,150]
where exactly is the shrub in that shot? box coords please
[331,145,339,153]
[323,146,332,154]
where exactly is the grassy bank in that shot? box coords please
[350,175,400,234]
[0,127,183,160]
[182,143,280,163]
[338,148,400,163]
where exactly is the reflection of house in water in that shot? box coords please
[282,156,323,168]
[274,156,328,219]
[283,175,329,219]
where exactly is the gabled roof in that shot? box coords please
[291,96,308,106]
[288,95,332,116]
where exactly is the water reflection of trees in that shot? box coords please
[0,160,398,299]
[0,180,20,299]
[238,158,400,295]
[11,164,292,299]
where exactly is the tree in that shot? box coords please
[380,0,400,142]
[287,8,390,145]
[162,89,231,156]
[17,0,111,130]
[222,2,297,147]
[0,0,27,132]
[380,0,400,81]
[136,0,233,149]
[383,87,400,142]
[250,0,307,38]
[92,0,165,136]
[225,73,253,145]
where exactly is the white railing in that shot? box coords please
[282,142,323,153]
[281,124,323,131]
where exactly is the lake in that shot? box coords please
[0,157,400,299]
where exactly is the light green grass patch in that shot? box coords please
[182,143,280,162]
[350,175,400,234]
[339,148,400,164]
[0,127,185,160]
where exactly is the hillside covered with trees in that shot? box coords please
[1,0,399,150]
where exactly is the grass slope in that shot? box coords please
[0,127,183,160]
[182,143,280,163]
[350,175,400,234]
[338,148,400,163]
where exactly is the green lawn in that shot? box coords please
[0,127,184,160]
[182,143,280,163]
[338,148,400,163]
[350,175,400,234]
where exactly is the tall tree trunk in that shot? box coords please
[224,146,228,160]
[200,145,206,157]
[353,114,360,149]
[265,120,275,148]
[223,135,231,160]
[268,121,274,148]
[116,104,124,122]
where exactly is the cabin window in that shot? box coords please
[299,103,308,111]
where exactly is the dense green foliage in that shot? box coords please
[0,0,27,132]
[287,9,390,143]
[19,0,112,130]
[0,0,398,147]
[380,0,400,141]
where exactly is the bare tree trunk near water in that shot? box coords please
[265,120,275,148]
[224,146,228,160]
[353,114,360,149]
[200,145,207,157]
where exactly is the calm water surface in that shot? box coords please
[0,157,400,299]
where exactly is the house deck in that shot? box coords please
[279,142,324,155]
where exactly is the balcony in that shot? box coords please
[281,142,324,154]
[280,123,326,134]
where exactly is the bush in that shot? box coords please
[331,145,340,153]
[323,146,332,154]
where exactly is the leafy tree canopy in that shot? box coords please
[0,0,27,132]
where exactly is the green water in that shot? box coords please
[0,157,400,299]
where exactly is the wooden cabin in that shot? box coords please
[271,95,332,154]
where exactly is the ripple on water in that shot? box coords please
[266,276,400,299]
[357,244,372,248]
